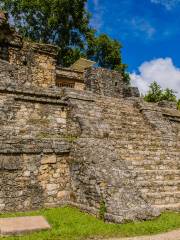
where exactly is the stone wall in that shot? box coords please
[85,67,124,97]
[9,42,58,88]
[0,59,78,211]
[0,154,71,211]
[0,15,58,89]
[85,67,140,98]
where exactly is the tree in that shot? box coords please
[144,81,178,105]
[1,0,90,66]
[161,88,177,102]
[0,0,130,82]
[144,81,163,102]
[86,34,130,84]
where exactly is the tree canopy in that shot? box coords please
[0,0,130,83]
[144,81,179,109]
[86,33,130,83]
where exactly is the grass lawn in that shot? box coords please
[0,206,180,240]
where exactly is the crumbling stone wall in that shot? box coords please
[9,42,58,88]
[0,14,58,89]
[85,67,140,98]
[85,68,124,97]
[0,58,79,211]
[0,154,71,211]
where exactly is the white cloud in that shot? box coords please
[130,17,156,39]
[130,58,180,98]
[151,0,180,10]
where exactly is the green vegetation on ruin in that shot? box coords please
[144,81,180,110]
[0,206,180,240]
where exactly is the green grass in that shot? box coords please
[0,207,180,240]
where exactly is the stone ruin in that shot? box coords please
[0,12,179,223]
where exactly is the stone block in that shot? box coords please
[0,216,50,236]
[41,155,57,164]
[57,190,70,200]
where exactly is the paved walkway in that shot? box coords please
[103,229,180,240]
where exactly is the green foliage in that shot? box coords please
[177,99,180,110]
[161,88,177,102]
[87,34,121,68]
[144,81,177,103]
[86,34,130,84]
[0,0,130,83]
[114,63,131,85]
[144,81,163,102]
[1,207,180,240]
[1,0,90,66]
[63,134,78,143]
[99,199,107,221]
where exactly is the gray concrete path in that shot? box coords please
[103,229,180,240]
[0,216,50,236]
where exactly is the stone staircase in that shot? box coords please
[95,96,180,212]
[66,90,179,222]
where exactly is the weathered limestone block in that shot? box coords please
[0,156,21,170]
[74,82,85,91]
[158,100,177,109]
[41,155,57,164]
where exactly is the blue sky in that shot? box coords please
[87,0,180,96]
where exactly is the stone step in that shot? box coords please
[97,98,133,105]
[130,163,179,171]
[152,202,180,211]
[109,131,159,138]
[74,115,149,129]
[128,159,180,167]
[119,153,179,161]
[102,110,139,116]
[116,139,166,145]
[108,125,151,131]
[103,111,138,116]
[135,170,180,181]
[145,191,180,205]
[98,103,133,109]
[136,169,180,173]
[138,180,180,187]
[116,138,167,144]
[139,180,180,193]
[103,112,143,119]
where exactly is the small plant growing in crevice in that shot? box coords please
[99,199,107,221]
[64,134,78,143]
